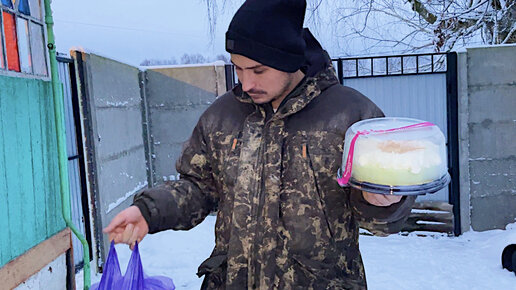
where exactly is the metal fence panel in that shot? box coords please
[75,53,149,269]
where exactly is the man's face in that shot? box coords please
[231,54,296,108]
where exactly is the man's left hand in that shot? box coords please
[362,191,402,207]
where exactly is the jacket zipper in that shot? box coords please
[250,121,271,289]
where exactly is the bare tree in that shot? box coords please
[215,53,230,63]
[341,0,516,52]
[140,57,178,66]
[203,0,516,53]
[140,54,229,66]
[180,53,208,64]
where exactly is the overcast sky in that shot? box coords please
[51,0,238,66]
[51,0,346,66]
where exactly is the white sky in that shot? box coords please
[50,0,345,66]
[51,0,238,66]
[51,1,461,67]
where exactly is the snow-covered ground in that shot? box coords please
[77,216,516,289]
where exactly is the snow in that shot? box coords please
[105,181,148,214]
[361,224,516,289]
[104,101,129,107]
[139,61,226,71]
[77,217,516,289]
[411,209,449,214]
[69,48,138,68]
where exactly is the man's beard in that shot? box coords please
[271,74,296,104]
[245,74,296,104]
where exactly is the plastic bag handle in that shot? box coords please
[337,121,435,186]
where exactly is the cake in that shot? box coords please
[351,138,445,186]
[340,117,449,189]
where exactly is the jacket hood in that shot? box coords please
[301,28,332,78]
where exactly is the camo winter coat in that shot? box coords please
[133,56,414,290]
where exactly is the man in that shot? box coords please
[104,0,415,289]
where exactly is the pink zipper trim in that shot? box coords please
[337,121,435,186]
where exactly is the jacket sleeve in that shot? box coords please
[350,188,415,235]
[132,117,218,234]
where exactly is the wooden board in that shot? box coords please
[0,228,72,289]
[401,201,454,234]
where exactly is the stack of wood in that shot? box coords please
[401,201,454,235]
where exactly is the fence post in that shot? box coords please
[225,64,236,91]
[139,70,155,187]
[337,59,343,84]
[446,52,461,236]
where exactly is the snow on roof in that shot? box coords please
[140,60,227,71]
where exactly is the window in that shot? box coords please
[1,0,48,76]
[0,12,6,69]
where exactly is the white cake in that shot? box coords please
[351,138,445,186]
[342,117,448,187]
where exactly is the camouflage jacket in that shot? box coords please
[133,67,415,290]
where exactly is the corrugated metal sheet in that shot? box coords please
[343,73,448,202]
[58,60,86,267]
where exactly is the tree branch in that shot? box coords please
[406,0,438,24]
[501,22,516,43]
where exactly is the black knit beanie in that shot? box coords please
[226,0,307,73]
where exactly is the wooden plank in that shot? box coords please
[0,228,72,290]
[17,80,38,251]
[66,248,76,290]
[30,81,47,241]
[41,82,62,236]
[3,79,23,260]
[39,82,52,238]
[401,201,454,234]
[403,218,454,233]
[407,212,453,223]
[412,201,453,212]
[0,79,11,265]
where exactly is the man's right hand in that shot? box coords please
[103,205,149,250]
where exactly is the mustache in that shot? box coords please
[246,89,267,95]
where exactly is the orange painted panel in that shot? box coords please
[2,11,20,72]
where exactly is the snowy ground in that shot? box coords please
[77,216,516,290]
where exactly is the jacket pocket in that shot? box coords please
[304,143,335,243]
[292,254,364,289]
[279,134,336,255]
[220,133,242,188]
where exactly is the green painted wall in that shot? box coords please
[0,75,65,267]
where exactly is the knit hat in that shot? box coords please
[502,244,516,274]
[225,0,307,73]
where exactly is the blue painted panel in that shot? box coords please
[29,80,47,244]
[2,79,27,259]
[0,82,10,264]
[0,75,65,267]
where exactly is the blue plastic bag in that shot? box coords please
[92,241,175,290]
